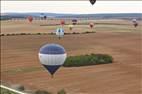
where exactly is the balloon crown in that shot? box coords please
[90,0,96,5]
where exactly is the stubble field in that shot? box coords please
[1,19,142,94]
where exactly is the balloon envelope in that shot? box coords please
[89,23,94,28]
[44,16,47,20]
[27,16,33,22]
[40,13,45,20]
[132,19,138,27]
[39,44,67,76]
[68,25,74,30]
[89,0,96,5]
[132,19,137,22]
[60,20,65,25]
[72,19,77,25]
[56,28,64,39]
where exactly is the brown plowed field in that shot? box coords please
[1,20,142,94]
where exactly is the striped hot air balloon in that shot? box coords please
[56,28,64,39]
[39,44,67,78]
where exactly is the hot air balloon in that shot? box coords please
[44,16,47,20]
[134,23,138,27]
[89,22,94,29]
[132,19,138,27]
[40,13,45,20]
[56,28,64,39]
[60,20,65,26]
[72,19,77,25]
[27,16,33,23]
[89,0,96,5]
[39,43,67,78]
[68,25,74,31]
[132,19,137,23]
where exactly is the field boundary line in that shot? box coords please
[0,85,27,94]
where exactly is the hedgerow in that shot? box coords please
[63,53,113,67]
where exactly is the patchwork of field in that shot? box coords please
[1,19,142,34]
[1,19,142,94]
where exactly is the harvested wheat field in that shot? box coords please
[1,19,142,34]
[1,19,142,94]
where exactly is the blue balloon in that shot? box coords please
[39,44,67,77]
[72,19,77,25]
[56,28,64,32]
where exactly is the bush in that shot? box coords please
[72,32,80,34]
[27,33,32,35]
[20,33,26,35]
[15,33,20,35]
[63,54,113,67]
[34,90,51,94]
[64,33,71,35]
[84,31,91,33]
[57,89,66,94]
[49,32,54,35]
[37,33,41,35]
[11,33,16,36]
[6,34,11,36]
[83,31,96,34]
[0,34,5,36]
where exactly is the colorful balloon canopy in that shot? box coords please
[39,44,67,77]
[56,28,64,39]
[44,16,47,20]
[132,19,137,23]
[40,13,45,20]
[132,19,138,27]
[72,19,77,25]
[89,0,96,5]
[60,20,65,25]
[89,22,94,28]
[27,16,33,23]
[68,25,74,30]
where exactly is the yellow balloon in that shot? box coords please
[68,25,73,28]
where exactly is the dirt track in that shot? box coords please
[1,31,142,94]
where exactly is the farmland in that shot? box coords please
[1,19,142,94]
